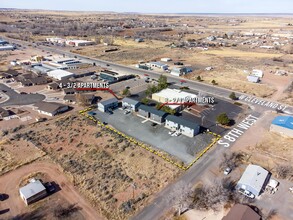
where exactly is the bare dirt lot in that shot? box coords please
[2,113,182,220]
[0,160,102,220]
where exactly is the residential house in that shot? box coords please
[34,102,69,116]
[236,164,270,197]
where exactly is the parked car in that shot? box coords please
[224,167,232,175]
[238,188,255,199]
[124,110,131,114]
[171,131,181,137]
[44,182,56,193]
[168,130,176,135]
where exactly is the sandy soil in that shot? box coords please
[0,160,103,220]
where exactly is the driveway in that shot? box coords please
[0,161,104,220]
[0,83,45,107]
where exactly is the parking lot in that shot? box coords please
[91,108,215,164]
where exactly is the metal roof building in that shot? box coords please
[19,180,47,205]
[98,98,118,112]
[122,97,140,111]
[270,115,293,138]
[47,69,75,80]
[137,104,168,124]
[236,164,270,197]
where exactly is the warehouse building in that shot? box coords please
[47,69,75,80]
[165,115,200,137]
[236,164,270,197]
[137,105,167,124]
[65,40,95,47]
[270,115,293,138]
[19,179,47,205]
[122,97,141,111]
[98,98,118,112]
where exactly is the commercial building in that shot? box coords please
[122,97,140,111]
[98,98,118,112]
[165,115,200,137]
[247,75,260,83]
[34,102,69,116]
[147,62,168,70]
[222,204,261,220]
[47,69,75,80]
[137,104,168,124]
[19,179,47,205]
[236,164,270,197]
[152,88,197,112]
[270,115,293,138]
[99,70,133,84]
[170,67,192,76]
[65,40,95,47]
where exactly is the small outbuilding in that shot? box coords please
[19,179,47,205]
[247,75,260,83]
[270,115,293,138]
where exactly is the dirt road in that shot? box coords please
[0,160,104,220]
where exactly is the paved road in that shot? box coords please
[0,161,104,220]
[0,83,45,107]
[4,36,293,114]
[4,36,293,220]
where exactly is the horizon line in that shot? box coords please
[1,8,293,15]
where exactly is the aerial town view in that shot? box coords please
[0,0,293,220]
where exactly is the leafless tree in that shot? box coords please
[219,152,244,171]
[164,181,193,216]
[275,164,293,180]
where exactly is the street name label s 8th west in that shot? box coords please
[217,114,259,148]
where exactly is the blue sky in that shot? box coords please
[1,0,293,13]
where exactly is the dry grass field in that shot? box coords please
[4,113,182,220]
[0,138,46,176]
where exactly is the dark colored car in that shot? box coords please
[44,182,56,193]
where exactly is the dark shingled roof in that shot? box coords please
[34,102,68,114]
[99,97,118,106]
[138,104,167,117]
[122,97,140,106]
[165,115,199,129]
[222,204,261,220]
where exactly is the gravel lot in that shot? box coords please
[91,108,214,164]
